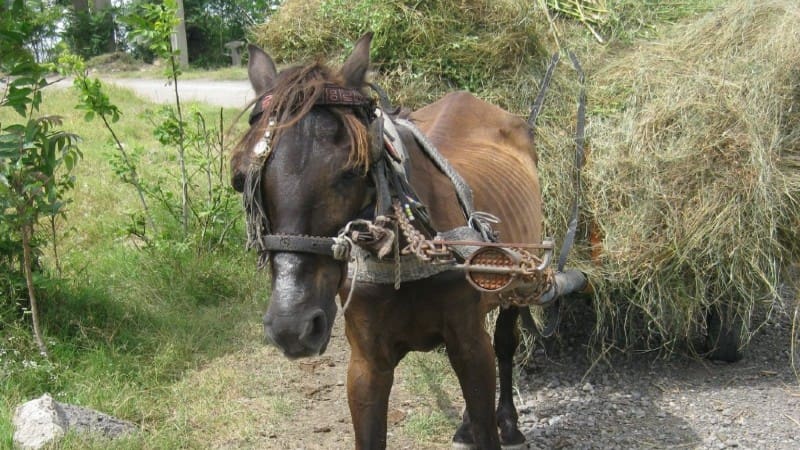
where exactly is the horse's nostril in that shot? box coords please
[301,310,327,345]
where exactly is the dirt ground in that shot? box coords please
[178,293,799,450]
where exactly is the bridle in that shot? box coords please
[239,54,587,314]
[248,84,377,127]
[243,83,391,265]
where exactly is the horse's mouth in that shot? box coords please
[266,333,331,360]
[262,308,334,359]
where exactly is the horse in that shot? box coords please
[231,32,585,450]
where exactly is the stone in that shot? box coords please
[12,394,68,450]
[12,394,137,449]
[60,403,137,438]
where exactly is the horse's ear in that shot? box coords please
[340,32,373,88]
[247,44,277,95]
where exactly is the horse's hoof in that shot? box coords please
[499,419,527,449]
[452,421,475,449]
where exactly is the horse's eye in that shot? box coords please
[340,168,363,181]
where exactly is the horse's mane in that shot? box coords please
[234,61,371,173]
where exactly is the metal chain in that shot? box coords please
[392,200,455,264]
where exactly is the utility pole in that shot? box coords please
[172,0,189,67]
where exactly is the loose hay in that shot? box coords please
[252,0,549,109]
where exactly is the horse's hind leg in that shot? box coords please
[494,307,526,447]
[451,307,525,449]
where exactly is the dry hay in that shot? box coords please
[252,0,549,109]
[549,0,800,351]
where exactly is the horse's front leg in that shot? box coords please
[344,309,395,450]
[445,315,502,449]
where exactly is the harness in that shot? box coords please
[242,83,557,308]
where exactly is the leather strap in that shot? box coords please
[259,234,336,257]
[250,85,374,126]
[319,84,372,107]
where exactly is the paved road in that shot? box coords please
[107,78,255,108]
[50,77,255,109]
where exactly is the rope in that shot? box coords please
[341,256,360,314]
[393,220,401,289]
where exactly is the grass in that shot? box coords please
[398,351,462,445]
[0,77,266,447]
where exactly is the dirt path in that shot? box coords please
[177,299,798,450]
[174,313,460,449]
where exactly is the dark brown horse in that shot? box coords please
[231,33,584,450]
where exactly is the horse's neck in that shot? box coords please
[401,130,466,231]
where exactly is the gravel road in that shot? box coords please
[104,78,255,108]
[515,302,799,450]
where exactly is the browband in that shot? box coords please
[249,84,375,125]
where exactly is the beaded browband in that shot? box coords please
[249,83,376,126]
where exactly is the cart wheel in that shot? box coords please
[705,305,746,362]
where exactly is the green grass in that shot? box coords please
[398,351,462,445]
[1,76,264,447]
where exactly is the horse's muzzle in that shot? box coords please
[263,309,330,358]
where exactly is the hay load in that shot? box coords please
[250,0,799,355]
[572,0,800,352]
[253,0,548,108]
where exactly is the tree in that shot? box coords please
[62,0,118,58]
[180,0,275,67]
[1,2,82,356]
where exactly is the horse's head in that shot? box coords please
[232,34,378,358]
